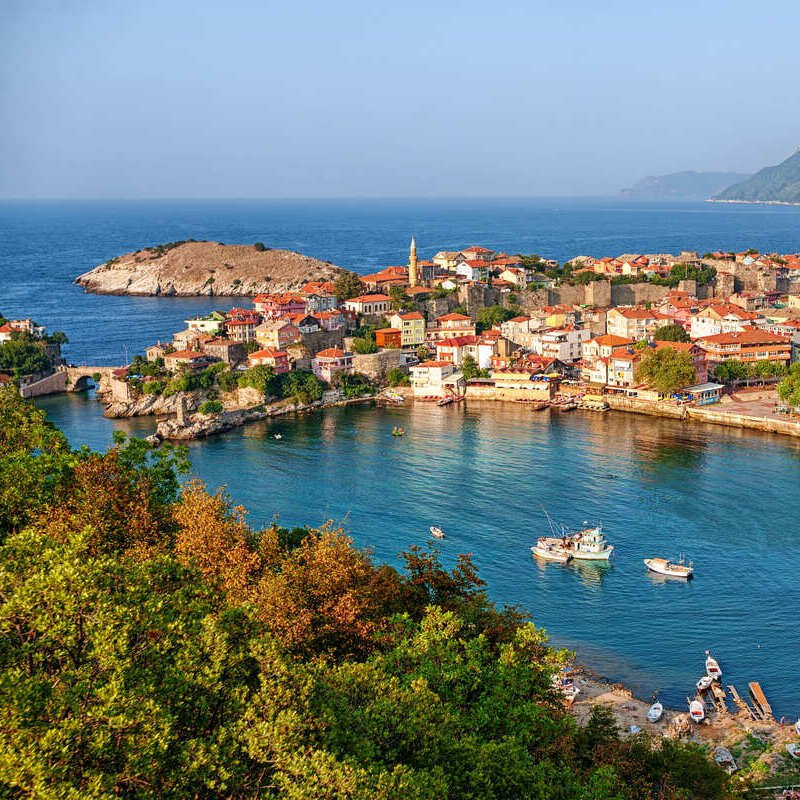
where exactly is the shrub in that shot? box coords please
[253,242,267,251]
[141,381,165,396]
[385,367,409,387]
[198,400,223,415]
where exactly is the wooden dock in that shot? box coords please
[726,684,755,718]
[748,682,773,720]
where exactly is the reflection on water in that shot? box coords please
[36,394,800,717]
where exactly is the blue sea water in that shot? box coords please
[3,198,800,716]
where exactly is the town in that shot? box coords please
[5,241,800,438]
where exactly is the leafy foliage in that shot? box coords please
[635,348,697,394]
[332,371,373,398]
[385,367,410,386]
[715,359,788,383]
[198,399,223,414]
[476,305,513,331]
[333,271,365,301]
[777,363,800,408]
[0,332,51,377]
[653,324,691,342]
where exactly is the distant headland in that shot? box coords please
[74,240,347,297]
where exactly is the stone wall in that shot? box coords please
[610,283,671,306]
[301,328,346,356]
[353,350,405,381]
[19,370,67,398]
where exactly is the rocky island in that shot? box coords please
[74,240,346,296]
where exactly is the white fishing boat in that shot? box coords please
[713,746,737,774]
[643,557,694,579]
[429,526,445,539]
[696,675,714,692]
[565,524,614,561]
[705,651,722,680]
[786,743,800,760]
[795,719,800,736]
[531,538,572,563]
[689,699,705,723]
[646,701,663,723]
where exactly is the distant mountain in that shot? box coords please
[713,149,800,204]
[621,171,750,200]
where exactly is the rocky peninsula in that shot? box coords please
[75,240,346,296]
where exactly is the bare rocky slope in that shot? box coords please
[75,240,346,296]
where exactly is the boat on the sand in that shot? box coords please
[689,699,705,722]
[713,746,737,773]
[643,557,694,579]
[646,701,663,723]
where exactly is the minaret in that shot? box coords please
[408,236,418,287]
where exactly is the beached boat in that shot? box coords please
[705,651,722,680]
[556,400,577,411]
[384,390,405,402]
[713,746,737,773]
[643,557,694,579]
[437,396,454,406]
[429,526,445,539]
[565,525,614,561]
[696,675,714,692]
[689,699,705,722]
[795,719,800,736]
[531,538,572,563]
[646,701,663,723]
[787,743,800,760]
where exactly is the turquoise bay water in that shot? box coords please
[4,198,800,716]
[37,393,800,718]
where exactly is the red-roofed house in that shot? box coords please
[344,294,392,316]
[409,360,460,398]
[164,349,216,373]
[360,266,409,291]
[248,348,290,374]
[255,320,300,350]
[689,303,763,338]
[0,323,13,343]
[430,312,476,341]
[582,334,634,359]
[606,307,671,340]
[456,259,491,282]
[253,292,307,318]
[375,328,402,349]
[312,348,354,383]
[696,330,792,366]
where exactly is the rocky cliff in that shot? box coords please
[75,240,346,296]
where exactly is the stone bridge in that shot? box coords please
[64,365,124,392]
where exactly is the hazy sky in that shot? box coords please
[2,0,799,198]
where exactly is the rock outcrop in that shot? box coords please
[102,389,206,418]
[75,240,346,296]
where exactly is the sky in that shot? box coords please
[1,0,799,198]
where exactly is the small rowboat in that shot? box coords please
[786,743,800,760]
[705,651,722,680]
[697,675,714,692]
[646,701,663,723]
[430,526,445,539]
[689,699,705,723]
[713,746,737,773]
[644,557,694,579]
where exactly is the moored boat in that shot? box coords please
[391,426,405,437]
[689,699,705,722]
[705,650,722,680]
[696,675,714,692]
[786,743,800,760]
[430,526,445,539]
[531,538,572,563]
[643,557,694,579]
[646,701,663,723]
[565,525,614,561]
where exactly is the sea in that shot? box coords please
[2,198,800,717]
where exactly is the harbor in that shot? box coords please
[36,390,800,720]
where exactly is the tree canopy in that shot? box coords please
[653,324,691,343]
[635,348,697,394]
[333,271,365,301]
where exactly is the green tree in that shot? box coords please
[352,334,378,354]
[385,367,409,386]
[198,399,223,414]
[713,359,748,383]
[0,333,51,377]
[46,330,69,345]
[333,271,365,301]
[635,348,696,394]
[652,324,690,342]
[476,306,513,331]
[777,363,800,408]
[332,372,373,399]
[238,365,278,397]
